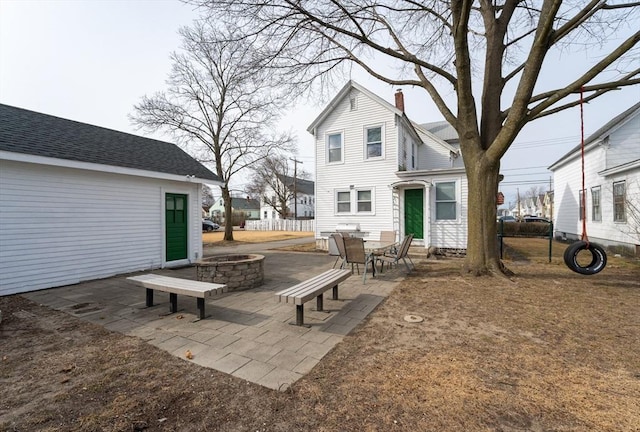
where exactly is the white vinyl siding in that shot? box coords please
[0,160,202,295]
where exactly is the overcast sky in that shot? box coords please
[1,0,638,207]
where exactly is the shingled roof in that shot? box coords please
[0,104,220,182]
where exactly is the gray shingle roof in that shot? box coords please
[278,174,315,195]
[0,104,220,181]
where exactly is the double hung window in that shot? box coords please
[435,182,456,220]
[327,132,343,163]
[365,126,382,159]
[613,181,626,222]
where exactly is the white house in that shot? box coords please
[260,175,315,220]
[549,102,639,255]
[0,104,222,295]
[209,197,260,223]
[307,81,467,251]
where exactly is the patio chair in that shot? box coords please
[343,236,376,283]
[377,234,415,273]
[379,230,398,259]
[328,233,347,269]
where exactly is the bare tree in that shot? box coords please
[191,0,639,274]
[246,155,295,219]
[131,21,294,241]
[201,184,215,208]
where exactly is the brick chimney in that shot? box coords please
[394,89,405,112]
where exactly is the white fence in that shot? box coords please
[245,219,315,232]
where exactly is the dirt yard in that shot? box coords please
[1,238,639,431]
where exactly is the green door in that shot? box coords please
[404,189,424,239]
[165,193,188,261]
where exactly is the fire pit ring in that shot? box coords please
[196,254,264,291]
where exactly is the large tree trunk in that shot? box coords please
[462,152,511,276]
[221,187,234,241]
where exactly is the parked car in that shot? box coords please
[498,215,517,223]
[202,219,220,232]
[523,216,550,223]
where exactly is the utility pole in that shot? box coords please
[289,157,303,221]
[517,188,521,220]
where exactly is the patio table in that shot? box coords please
[363,240,398,275]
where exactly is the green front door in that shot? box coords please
[165,193,188,262]
[404,188,424,239]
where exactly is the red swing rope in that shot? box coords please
[580,86,589,244]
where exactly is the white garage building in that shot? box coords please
[0,104,221,295]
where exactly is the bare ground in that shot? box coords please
[1,237,639,431]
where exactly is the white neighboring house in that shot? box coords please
[260,175,315,220]
[0,104,222,295]
[308,80,467,251]
[549,102,640,255]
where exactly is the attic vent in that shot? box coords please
[350,96,357,111]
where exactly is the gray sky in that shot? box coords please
[1,0,638,207]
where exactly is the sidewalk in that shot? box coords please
[23,241,409,391]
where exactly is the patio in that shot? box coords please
[22,241,407,391]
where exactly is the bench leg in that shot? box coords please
[296,304,304,326]
[146,288,154,307]
[332,285,338,300]
[197,298,205,320]
[169,293,178,313]
[316,293,324,312]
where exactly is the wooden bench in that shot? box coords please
[126,274,227,320]
[275,269,352,326]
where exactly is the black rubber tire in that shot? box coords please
[564,241,607,275]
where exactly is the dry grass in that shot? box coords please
[202,230,313,245]
[2,237,639,431]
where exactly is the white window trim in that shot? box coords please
[434,180,459,222]
[355,187,375,215]
[326,130,344,164]
[334,187,375,215]
[363,124,385,161]
[335,189,351,214]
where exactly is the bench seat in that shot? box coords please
[275,269,352,326]
[127,274,227,320]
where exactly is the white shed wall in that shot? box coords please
[0,160,203,295]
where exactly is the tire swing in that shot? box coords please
[564,87,606,275]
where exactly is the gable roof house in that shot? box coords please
[0,104,222,295]
[548,102,640,255]
[209,197,260,223]
[260,175,315,220]
[308,81,467,251]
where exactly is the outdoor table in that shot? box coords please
[363,240,398,275]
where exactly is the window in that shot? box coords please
[579,189,585,221]
[591,186,601,221]
[263,210,267,219]
[435,182,456,220]
[336,191,351,213]
[327,133,343,163]
[613,181,626,222]
[365,126,382,158]
[357,190,372,212]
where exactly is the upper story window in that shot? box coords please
[435,181,456,220]
[327,132,343,163]
[411,142,416,169]
[591,186,601,222]
[613,181,626,222]
[365,126,383,159]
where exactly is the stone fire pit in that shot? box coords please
[196,254,264,291]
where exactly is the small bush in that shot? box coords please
[498,222,551,237]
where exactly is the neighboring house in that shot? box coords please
[549,102,639,255]
[307,80,467,251]
[209,197,260,223]
[260,175,315,220]
[0,104,222,295]
[542,191,554,220]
